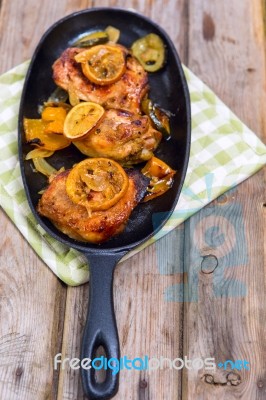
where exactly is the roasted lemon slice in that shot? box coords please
[66,158,129,212]
[63,102,104,140]
[74,44,126,85]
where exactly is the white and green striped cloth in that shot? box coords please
[1,61,265,285]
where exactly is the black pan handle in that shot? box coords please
[81,251,126,400]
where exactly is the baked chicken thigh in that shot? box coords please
[74,109,162,164]
[37,168,148,243]
[52,46,148,114]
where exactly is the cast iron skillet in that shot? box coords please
[18,8,191,400]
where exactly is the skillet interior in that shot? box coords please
[18,8,191,252]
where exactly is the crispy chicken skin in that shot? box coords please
[52,46,149,114]
[74,109,162,164]
[37,169,148,243]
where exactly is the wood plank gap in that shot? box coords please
[51,282,68,400]
[183,0,190,65]
[180,1,191,396]
[0,0,6,34]
[181,219,192,400]
[179,223,186,400]
[56,285,76,400]
[262,0,266,44]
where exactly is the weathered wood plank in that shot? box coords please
[0,1,72,399]
[183,0,266,399]
[113,237,185,400]
[0,210,67,400]
[56,286,89,400]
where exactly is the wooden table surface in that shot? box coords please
[0,1,265,399]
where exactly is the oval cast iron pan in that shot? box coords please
[18,8,191,400]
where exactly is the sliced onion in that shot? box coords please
[25,148,54,160]
[47,87,69,103]
[32,157,57,177]
[72,31,109,48]
[105,26,120,43]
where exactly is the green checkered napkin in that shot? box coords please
[1,61,265,285]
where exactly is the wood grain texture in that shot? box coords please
[183,0,266,399]
[0,0,265,399]
[0,1,75,399]
[112,235,185,400]
[0,210,67,400]
[56,285,89,400]
[0,0,70,391]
